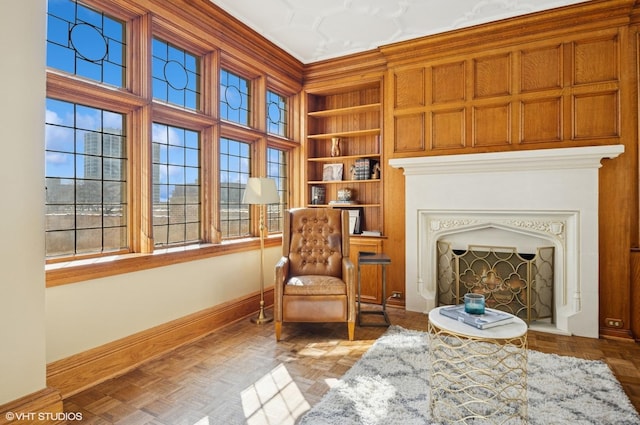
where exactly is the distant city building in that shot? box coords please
[83,128,125,181]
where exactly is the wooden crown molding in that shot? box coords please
[304,50,387,86]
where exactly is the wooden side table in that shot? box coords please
[428,306,528,423]
[357,252,391,327]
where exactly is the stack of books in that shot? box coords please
[328,200,357,205]
[361,230,382,237]
[439,305,514,329]
[354,158,377,180]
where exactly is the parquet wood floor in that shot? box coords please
[65,308,640,424]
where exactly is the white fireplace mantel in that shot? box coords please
[389,145,624,338]
[391,145,625,175]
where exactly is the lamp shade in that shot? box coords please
[242,177,279,205]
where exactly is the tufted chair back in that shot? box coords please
[286,208,348,278]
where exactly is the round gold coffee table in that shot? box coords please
[428,306,528,424]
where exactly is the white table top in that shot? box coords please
[428,306,528,339]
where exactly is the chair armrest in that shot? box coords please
[275,257,289,284]
[274,257,289,322]
[342,256,356,322]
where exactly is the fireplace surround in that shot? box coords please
[389,145,624,338]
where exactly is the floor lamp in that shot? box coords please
[242,177,280,324]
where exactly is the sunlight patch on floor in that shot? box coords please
[241,363,311,424]
[325,377,340,388]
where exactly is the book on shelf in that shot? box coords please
[347,209,361,234]
[439,305,514,329]
[361,230,382,237]
[311,186,326,205]
[328,200,358,205]
[354,158,378,180]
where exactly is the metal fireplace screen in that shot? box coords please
[437,242,554,323]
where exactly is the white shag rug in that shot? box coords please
[298,326,640,425]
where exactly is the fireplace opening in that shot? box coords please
[437,242,554,324]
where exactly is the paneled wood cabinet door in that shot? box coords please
[631,249,640,341]
[350,237,384,304]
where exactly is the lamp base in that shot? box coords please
[251,307,274,325]
[251,315,274,325]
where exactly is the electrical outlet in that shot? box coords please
[391,291,403,299]
[605,318,623,328]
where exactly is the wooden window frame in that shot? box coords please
[44,0,300,287]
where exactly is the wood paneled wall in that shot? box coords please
[306,0,640,339]
[382,0,639,339]
[632,249,640,341]
[387,34,622,154]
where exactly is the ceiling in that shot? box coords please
[209,0,588,64]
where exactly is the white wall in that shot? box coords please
[0,0,47,404]
[46,247,280,362]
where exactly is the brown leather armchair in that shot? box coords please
[274,208,356,341]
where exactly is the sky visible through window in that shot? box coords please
[45,99,125,180]
[45,0,288,251]
[152,38,200,110]
[48,2,200,182]
[45,98,127,256]
[267,90,287,137]
[47,0,125,87]
[220,69,250,125]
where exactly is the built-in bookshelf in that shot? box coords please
[304,82,383,236]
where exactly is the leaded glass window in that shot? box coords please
[266,147,287,233]
[220,138,251,238]
[46,0,125,87]
[152,124,201,246]
[152,38,200,110]
[220,69,250,125]
[44,0,294,269]
[45,98,127,257]
[266,90,287,137]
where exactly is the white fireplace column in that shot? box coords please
[389,145,624,338]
